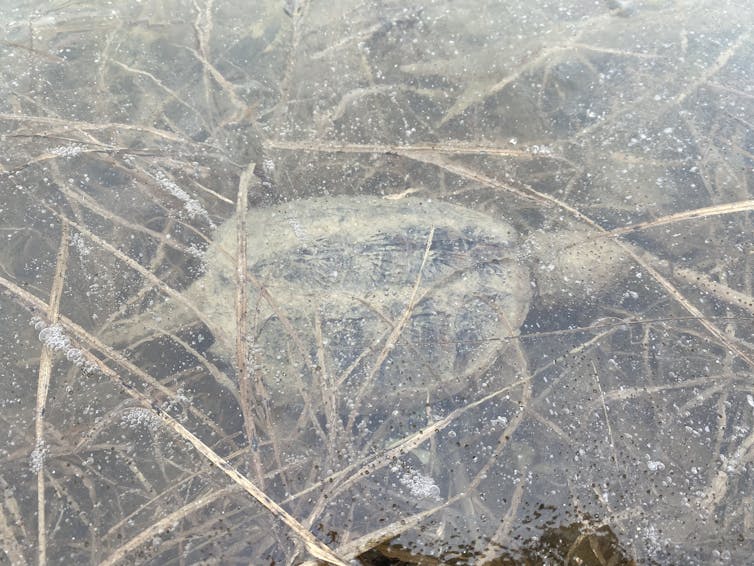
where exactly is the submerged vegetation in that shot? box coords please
[0,0,752,564]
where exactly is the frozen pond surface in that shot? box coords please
[0,0,752,564]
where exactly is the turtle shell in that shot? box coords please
[190,196,532,411]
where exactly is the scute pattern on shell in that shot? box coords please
[191,196,533,410]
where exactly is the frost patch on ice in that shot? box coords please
[31,317,97,372]
[398,469,441,501]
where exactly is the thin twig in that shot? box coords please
[34,220,70,566]
[234,161,267,487]
[0,273,349,566]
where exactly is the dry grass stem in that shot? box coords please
[2,3,751,563]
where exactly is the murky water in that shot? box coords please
[1,1,752,564]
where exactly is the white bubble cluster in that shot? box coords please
[69,231,91,257]
[398,469,441,501]
[121,407,161,432]
[50,144,84,158]
[287,217,308,242]
[152,170,215,227]
[29,440,47,473]
[30,317,96,371]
